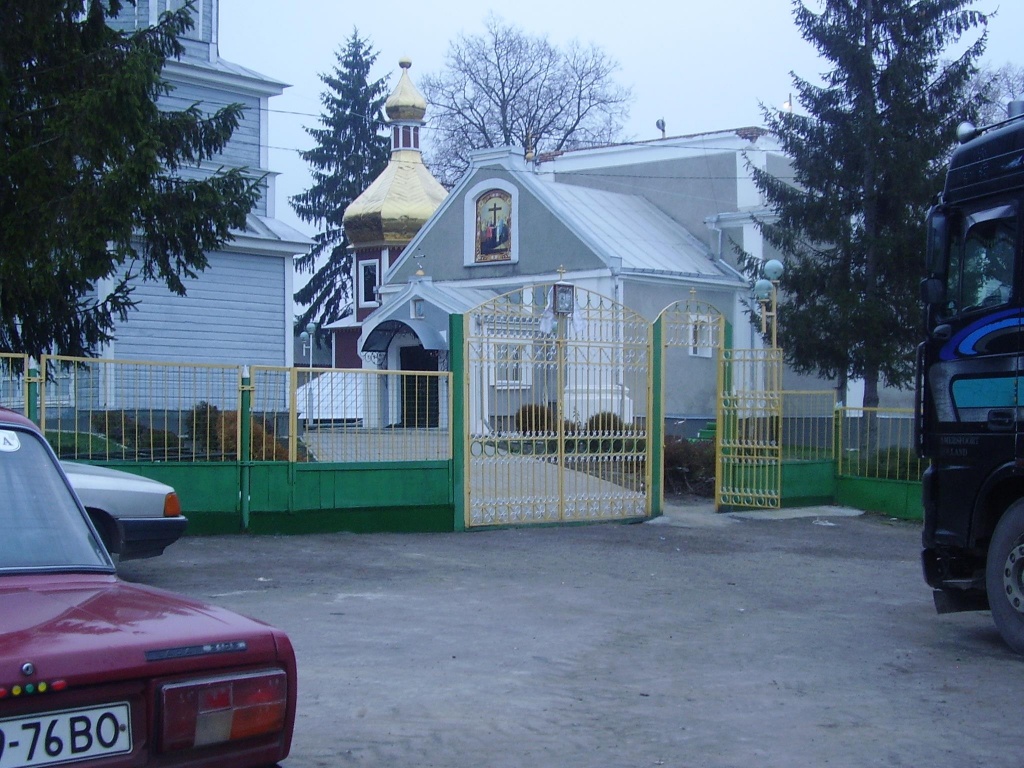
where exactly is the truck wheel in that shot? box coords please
[986,499,1024,654]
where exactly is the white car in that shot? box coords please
[62,461,188,560]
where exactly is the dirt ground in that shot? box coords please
[119,501,1022,768]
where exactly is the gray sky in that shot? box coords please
[217,0,1023,240]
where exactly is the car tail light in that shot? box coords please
[163,492,182,517]
[159,670,287,752]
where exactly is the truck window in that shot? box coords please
[944,204,1017,318]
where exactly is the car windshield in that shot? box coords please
[0,426,112,572]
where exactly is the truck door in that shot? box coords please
[922,202,1020,534]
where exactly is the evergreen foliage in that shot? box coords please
[747,0,988,406]
[290,30,390,330]
[0,0,261,358]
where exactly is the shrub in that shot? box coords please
[664,436,715,497]
[188,401,220,452]
[514,403,555,435]
[188,402,295,461]
[585,411,629,434]
[90,411,184,459]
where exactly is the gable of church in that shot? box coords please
[388,168,607,285]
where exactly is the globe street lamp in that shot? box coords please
[299,322,317,370]
[753,259,784,349]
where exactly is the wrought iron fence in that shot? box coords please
[776,394,919,482]
[837,406,922,482]
[39,356,241,461]
[253,366,452,463]
[12,355,451,464]
[0,354,28,413]
[780,390,837,461]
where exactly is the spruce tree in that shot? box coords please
[0,0,261,359]
[291,30,390,329]
[750,0,988,407]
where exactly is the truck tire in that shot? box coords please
[986,499,1024,654]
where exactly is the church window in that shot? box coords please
[688,313,715,358]
[360,260,380,308]
[464,180,519,266]
[474,190,513,263]
[488,339,533,389]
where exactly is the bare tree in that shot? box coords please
[974,62,1024,125]
[421,15,632,186]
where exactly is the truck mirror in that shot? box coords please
[920,277,945,305]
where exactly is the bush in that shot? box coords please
[514,403,555,435]
[90,411,184,459]
[664,436,715,497]
[188,402,295,461]
[585,411,629,434]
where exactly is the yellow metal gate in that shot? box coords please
[463,284,651,527]
[658,295,726,500]
[717,347,783,509]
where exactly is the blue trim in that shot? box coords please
[941,307,1024,360]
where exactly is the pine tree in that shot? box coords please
[749,0,988,407]
[0,0,261,359]
[291,30,390,329]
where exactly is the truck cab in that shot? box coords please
[918,101,1024,651]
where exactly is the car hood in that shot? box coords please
[0,574,285,689]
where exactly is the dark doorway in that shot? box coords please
[400,346,439,428]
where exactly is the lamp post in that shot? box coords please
[753,259,784,349]
[299,322,317,370]
[299,321,317,427]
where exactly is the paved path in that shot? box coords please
[121,501,1017,768]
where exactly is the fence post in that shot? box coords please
[239,366,253,531]
[449,313,467,532]
[834,404,844,478]
[649,318,664,517]
[26,357,40,425]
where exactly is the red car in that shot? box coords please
[0,410,296,767]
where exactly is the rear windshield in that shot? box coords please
[0,427,112,572]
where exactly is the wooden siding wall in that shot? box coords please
[109,251,287,365]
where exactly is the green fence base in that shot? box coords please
[88,460,456,535]
[836,476,922,521]
[781,459,837,508]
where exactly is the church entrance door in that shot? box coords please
[400,346,439,428]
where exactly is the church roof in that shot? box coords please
[385,58,428,122]
[343,155,447,247]
[527,176,735,279]
[360,278,497,352]
[344,59,446,249]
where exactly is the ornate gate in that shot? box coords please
[657,296,726,500]
[463,284,651,527]
[717,347,783,509]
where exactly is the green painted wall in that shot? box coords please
[781,460,836,507]
[837,477,922,520]
[90,460,456,535]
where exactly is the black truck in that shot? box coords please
[917,99,1024,652]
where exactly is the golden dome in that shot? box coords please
[385,58,427,122]
[344,59,445,248]
[343,152,447,248]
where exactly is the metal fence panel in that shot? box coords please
[40,355,241,461]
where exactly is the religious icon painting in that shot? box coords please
[475,189,512,263]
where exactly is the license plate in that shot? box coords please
[0,703,131,768]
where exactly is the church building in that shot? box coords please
[329,59,792,428]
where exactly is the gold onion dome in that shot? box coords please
[343,59,446,248]
[385,57,427,122]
